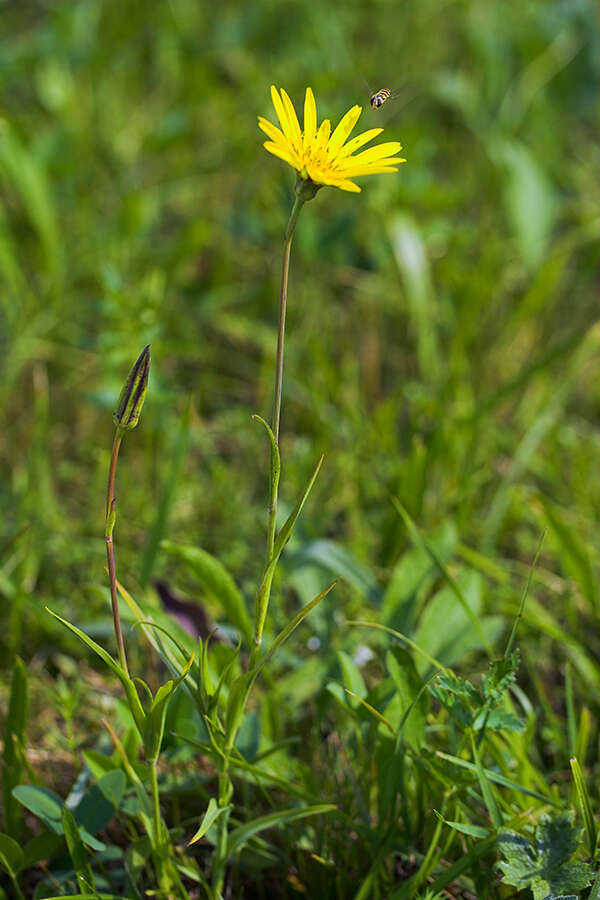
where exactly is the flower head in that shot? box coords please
[259,86,406,193]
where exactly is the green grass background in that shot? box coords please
[1,0,600,894]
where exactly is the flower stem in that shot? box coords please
[148,759,162,849]
[252,194,305,663]
[105,429,129,675]
[266,197,304,558]
[212,762,232,897]
[271,193,305,445]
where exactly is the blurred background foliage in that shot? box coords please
[0,0,599,707]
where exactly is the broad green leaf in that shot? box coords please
[0,119,63,286]
[294,540,378,601]
[0,833,24,877]
[74,770,126,838]
[388,212,440,382]
[21,832,63,869]
[382,521,457,628]
[139,396,191,587]
[12,785,63,834]
[81,750,117,779]
[226,804,336,857]
[497,812,593,899]
[541,498,598,615]
[393,500,493,656]
[161,542,252,645]
[188,798,231,846]
[61,806,96,894]
[492,138,557,270]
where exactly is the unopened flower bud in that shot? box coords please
[113,344,150,431]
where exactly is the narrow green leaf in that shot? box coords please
[143,653,194,762]
[386,646,429,748]
[347,620,449,673]
[37,896,129,899]
[435,751,557,804]
[252,414,280,513]
[188,799,231,846]
[253,456,325,633]
[504,530,545,657]
[471,733,501,829]
[61,806,96,894]
[0,833,24,877]
[234,585,334,748]
[257,580,337,676]
[344,690,394,733]
[272,456,323,559]
[45,609,145,733]
[224,671,254,752]
[433,810,490,838]
[570,757,597,859]
[226,804,336,857]
[161,542,252,645]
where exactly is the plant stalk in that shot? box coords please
[105,430,129,675]
[212,761,232,897]
[252,195,305,664]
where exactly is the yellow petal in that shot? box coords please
[303,87,317,153]
[340,168,399,178]
[340,159,405,175]
[263,141,300,169]
[270,85,294,145]
[258,117,287,145]
[314,118,331,154]
[280,88,303,153]
[349,142,403,163]
[336,128,384,159]
[328,105,362,154]
[337,180,362,192]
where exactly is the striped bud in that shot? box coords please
[112,344,150,431]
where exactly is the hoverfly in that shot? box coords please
[369,88,392,109]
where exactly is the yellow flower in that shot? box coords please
[259,85,406,194]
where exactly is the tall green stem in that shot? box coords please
[148,760,162,849]
[105,430,129,675]
[212,762,232,897]
[251,194,305,665]
[265,194,305,559]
